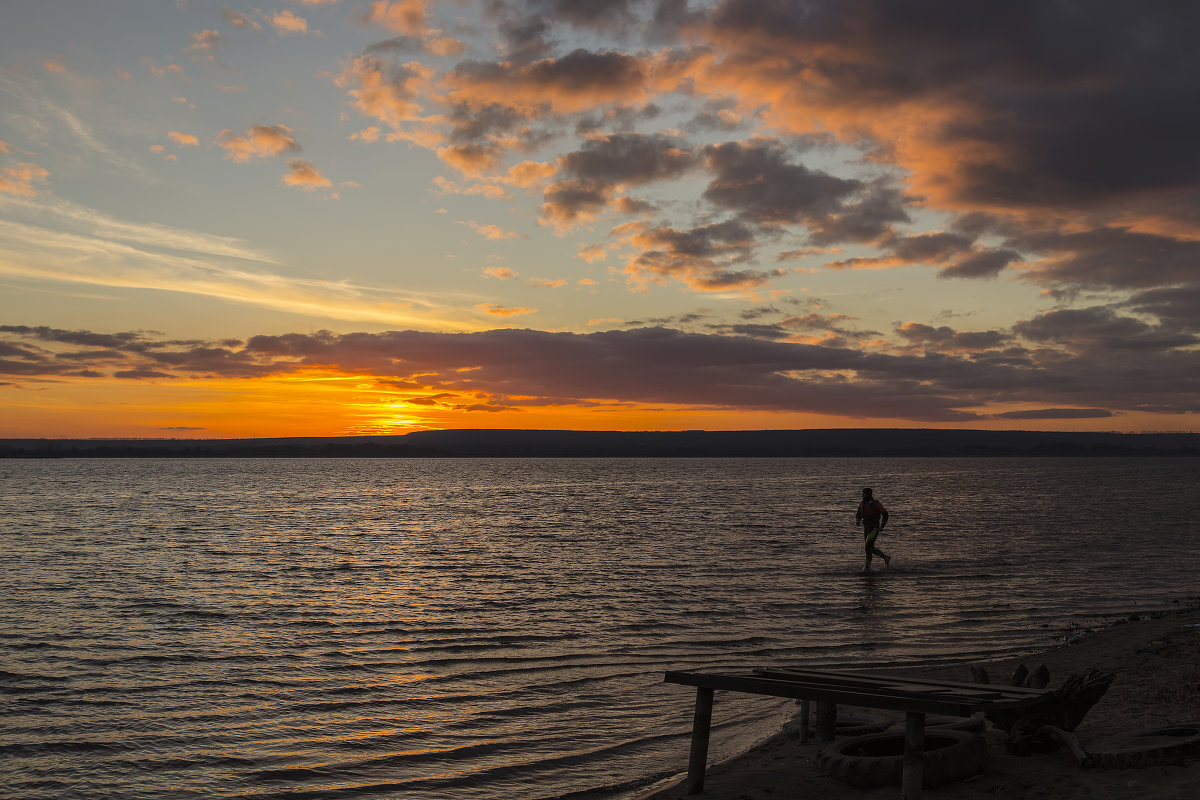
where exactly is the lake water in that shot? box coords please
[3,457,1198,800]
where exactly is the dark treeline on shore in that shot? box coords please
[2,428,1199,458]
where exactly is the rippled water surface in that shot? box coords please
[3,457,1198,800]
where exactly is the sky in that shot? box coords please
[2,0,1199,438]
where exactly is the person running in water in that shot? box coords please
[855,487,890,572]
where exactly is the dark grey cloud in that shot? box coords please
[826,230,1022,279]
[486,0,695,45]
[938,248,1022,280]
[723,323,791,340]
[114,369,174,380]
[621,219,786,291]
[445,102,541,145]
[540,178,613,224]
[0,327,279,381]
[5,321,1199,419]
[896,322,1010,353]
[560,132,697,183]
[575,104,661,135]
[453,48,646,95]
[672,1,1200,296]
[992,408,1114,420]
[0,325,144,349]
[1013,307,1200,352]
[1009,227,1200,290]
[366,36,428,56]
[1125,286,1200,333]
[701,140,862,227]
[704,0,1200,215]
[541,133,698,224]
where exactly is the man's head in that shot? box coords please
[862,487,873,499]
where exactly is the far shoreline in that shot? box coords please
[3,428,1200,458]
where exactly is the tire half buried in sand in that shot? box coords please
[817,728,989,788]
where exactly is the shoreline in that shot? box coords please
[638,605,1200,799]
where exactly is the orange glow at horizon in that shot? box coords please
[1,367,1186,438]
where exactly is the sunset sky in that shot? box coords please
[2,0,1199,437]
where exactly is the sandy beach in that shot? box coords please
[643,607,1200,800]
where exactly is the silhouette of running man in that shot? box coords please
[855,487,890,572]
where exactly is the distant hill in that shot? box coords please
[1,428,1198,458]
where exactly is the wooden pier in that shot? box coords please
[664,667,1053,799]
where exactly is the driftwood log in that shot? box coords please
[971,663,1115,755]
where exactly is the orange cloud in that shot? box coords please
[223,10,261,30]
[577,244,607,263]
[43,59,67,74]
[186,29,221,54]
[363,0,429,36]
[476,303,535,316]
[167,131,199,147]
[483,267,518,280]
[426,36,465,58]
[145,61,185,78]
[350,126,381,143]
[335,54,433,128]
[216,125,300,162]
[271,9,309,36]
[432,175,509,200]
[281,158,332,191]
[501,160,556,189]
[0,162,49,197]
[463,221,520,240]
[437,144,502,176]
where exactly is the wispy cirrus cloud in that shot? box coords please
[0,162,49,197]
[0,199,471,329]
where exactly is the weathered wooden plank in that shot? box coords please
[664,671,977,715]
[761,667,1051,698]
[753,670,1006,700]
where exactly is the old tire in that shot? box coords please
[817,728,989,789]
[1085,723,1200,769]
[786,709,895,739]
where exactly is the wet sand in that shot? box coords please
[642,607,1200,800]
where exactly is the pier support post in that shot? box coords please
[902,711,925,800]
[817,701,837,741]
[686,687,715,794]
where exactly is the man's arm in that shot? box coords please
[879,503,889,527]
